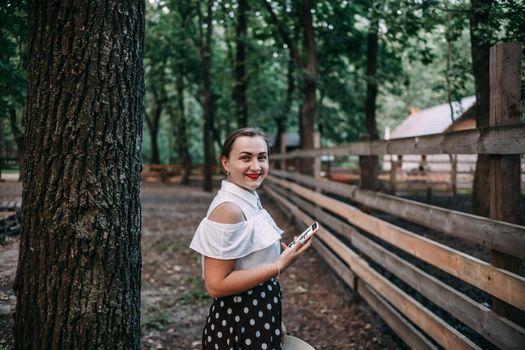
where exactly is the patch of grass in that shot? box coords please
[180,277,209,304]
[141,305,172,331]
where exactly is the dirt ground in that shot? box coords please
[0,181,405,349]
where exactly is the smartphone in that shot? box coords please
[288,221,320,248]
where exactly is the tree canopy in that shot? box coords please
[2,0,524,164]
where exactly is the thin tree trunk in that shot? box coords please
[147,103,162,164]
[234,0,248,128]
[14,1,144,348]
[299,0,317,176]
[200,0,214,192]
[360,4,379,191]
[8,109,25,181]
[470,0,493,217]
[274,56,295,164]
[175,67,192,185]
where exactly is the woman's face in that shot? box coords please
[221,135,269,192]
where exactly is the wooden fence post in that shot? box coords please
[489,42,524,326]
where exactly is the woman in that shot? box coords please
[190,127,315,349]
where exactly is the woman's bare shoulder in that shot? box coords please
[208,202,245,224]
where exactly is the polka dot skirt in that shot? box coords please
[202,278,282,350]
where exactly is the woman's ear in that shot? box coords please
[220,155,229,173]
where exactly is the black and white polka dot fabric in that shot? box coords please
[202,278,282,350]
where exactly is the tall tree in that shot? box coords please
[298,0,318,175]
[262,0,317,175]
[360,1,380,190]
[199,0,215,192]
[235,0,249,127]
[470,0,493,217]
[14,0,144,348]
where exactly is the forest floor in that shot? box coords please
[0,181,405,350]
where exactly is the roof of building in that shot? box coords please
[268,132,301,148]
[388,96,476,139]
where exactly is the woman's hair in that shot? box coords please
[220,127,270,158]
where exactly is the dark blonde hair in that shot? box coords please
[220,127,270,158]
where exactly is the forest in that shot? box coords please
[2,0,524,169]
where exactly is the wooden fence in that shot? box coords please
[263,42,525,349]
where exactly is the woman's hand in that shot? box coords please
[276,233,315,273]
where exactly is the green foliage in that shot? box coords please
[2,0,523,164]
[0,0,27,117]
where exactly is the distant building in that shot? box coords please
[383,96,477,174]
[387,96,476,140]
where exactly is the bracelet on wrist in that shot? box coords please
[273,261,281,279]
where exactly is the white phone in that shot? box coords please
[288,221,320,248]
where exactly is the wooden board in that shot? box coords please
[266,176,525,311]
[270,123,525,158]
[269,170,525,259]
[263,185,481,349]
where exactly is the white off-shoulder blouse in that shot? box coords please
[190,180,283,275]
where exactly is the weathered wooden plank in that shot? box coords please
[266,176,525,311]
[269,123,525,159]
[263,185,481,349]
[269,170,525,259]
[311,240,356,290]
[311,239,438,350]
[357,283,439,350]
[271,185,525,349]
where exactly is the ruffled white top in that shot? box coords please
[190,180,283,275]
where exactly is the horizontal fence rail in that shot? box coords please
[270,169,525,259]
[271,123,525,159]
[266,176,525,310]
[263,173,525,349]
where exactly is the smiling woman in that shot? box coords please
[190,127,317,349]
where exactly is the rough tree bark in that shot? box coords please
[14,1,144,349]
[470,0,493,217]
[234,0,248,128]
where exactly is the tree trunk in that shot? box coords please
[234,0,248,128]
[274,57,295,166]
[8,109,25,181]
[201,0,214,192]
[14,1,144,349]
[148,103,162,164]
[299,0,317,176]
[361,10,379,191]
[175,67,192,185]
[470,0,493,217]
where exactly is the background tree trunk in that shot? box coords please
[14,1,144,349]
[299,0,317,176]
[175,67,192,185]
[470,0,493,217]
[8,109,25,181]
[201,0,214,192]
[234,0,248,128]
[146,94,162,164]
[361,8,379,191]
